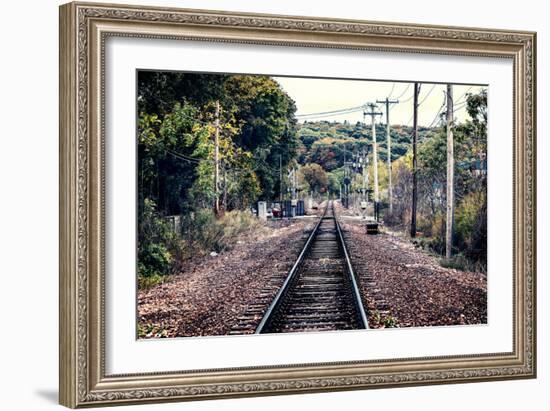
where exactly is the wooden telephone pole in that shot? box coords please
[364,103,383,219]
[279,154,283,204]
[410,83,420,237]
[445,84,455,259]
[377,97,400,215]
[214,100,220,216]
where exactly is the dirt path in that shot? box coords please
[339,217,487,328]
[137,219,315,338]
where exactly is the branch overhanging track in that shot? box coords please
[255,201,369,334]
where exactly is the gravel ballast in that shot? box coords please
[339,216,487,328]
[137,219,315,338]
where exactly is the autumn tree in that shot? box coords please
[299,163,328,194]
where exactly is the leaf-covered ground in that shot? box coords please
[138,205,487,338]
[137,219,315,338]
[339,213,487,328]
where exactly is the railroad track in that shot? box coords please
[255,201,369,334]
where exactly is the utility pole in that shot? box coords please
[222,166,227,212]
[377,97,400,215]
[343,143,354,209]
[410,83,420,237]
[279,154,283,218]
[361,150,368,199]
[291,167,297,217]
[364,103,383,220]
[292,168,297,200]
[288,168,296,198]
[214,100,220,216]
[445,84,454,259]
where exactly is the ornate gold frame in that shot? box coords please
[59,1,536,408]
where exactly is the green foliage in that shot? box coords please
[226,170,261,210]
[137,72,299,213]
[137,323,169,338]
[183,209,265,254]
[371,310,399,328]
[138,242,173,277]
[137,72,489,284]
[299,163,328,193]
[389,90,487,268]
[327,168,345,195]
[439,253,470,271]
[138,101,206,215]
[439,252,485,273]
[137,273,167,290]
[137,199,178,284]
[297,121,413,170]
[382,315,398,328]
[454,191,487,264]
[137,72,298,289]
[137,71,228,116]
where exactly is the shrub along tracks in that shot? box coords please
[138,203,487,338]
[137,218,315,338]
[338,209,487,328]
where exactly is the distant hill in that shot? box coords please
[296,120,434,172]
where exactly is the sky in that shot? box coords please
[273,76,486,127]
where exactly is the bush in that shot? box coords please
[408,191,487,272]
[137,202,266,290]
[137,198,180,287]
[440,253,469,271]
[138,243,172,277]
[137,273,167,290]
[455,191,487,263]
[440,252,486,273]
[371,310,399,328]
[183,209,264,254]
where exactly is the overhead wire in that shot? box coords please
[394,83,411,100]
[295,104,366,118]
[387,82,396,100]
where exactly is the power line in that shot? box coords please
[167,149,203,164]
[168,148,268,175]
[295,104,365,118]
[387,82,396,100]
[418,84,438,106]
[296,84,480,122]
[427,100,446,128]
[297,107,365,120]
[398,82,432,104]
[394,83,411,100]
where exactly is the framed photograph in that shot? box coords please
[59,2,536,407]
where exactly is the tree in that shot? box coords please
[299,164,328,194]
[222,75,299,200]
[137,72,300,213]
[137,71,228,116]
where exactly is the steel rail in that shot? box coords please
[334,209,370,329]
[255,202,369,333]
[254,205,328,334]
